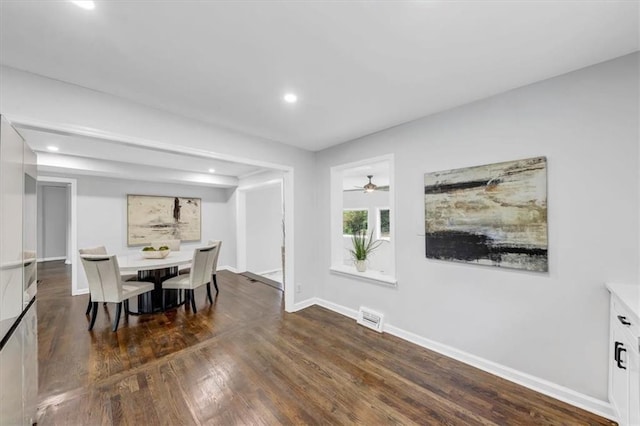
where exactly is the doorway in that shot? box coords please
[236,179,285,291]
[37,182,69,262]
[12,119,295,310]
[37,176,78,295]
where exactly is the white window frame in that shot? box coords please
[376,207,391,241]
[329,154,397,286]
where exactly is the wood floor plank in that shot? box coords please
[273,312,497,425]
[224,338,332,425]
[35,260,615,425]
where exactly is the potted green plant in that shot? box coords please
[349,229,381,272]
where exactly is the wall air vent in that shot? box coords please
[357,306,384,333]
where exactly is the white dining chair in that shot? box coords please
[161,243,217,313]
[178,240,222,294]
[210,240,222,294]
[80,254,154,331]
[79,246,136,315]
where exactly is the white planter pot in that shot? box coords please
[355,260,367,272]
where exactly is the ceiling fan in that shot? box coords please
[345,175,389,193]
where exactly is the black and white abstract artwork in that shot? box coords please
[127,194,201,246]
[424,157,548,272]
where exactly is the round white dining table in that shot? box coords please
[117,250,193,274]
[117,250,194,314]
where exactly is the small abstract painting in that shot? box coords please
[127,195,201,246]
[424,157,548,272]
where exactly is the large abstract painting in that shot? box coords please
[127,195,201,246]
[424,157,548,272]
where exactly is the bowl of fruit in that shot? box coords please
[141,245,171,259]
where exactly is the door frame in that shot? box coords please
[37,176,79,295]
[236,176,293,309]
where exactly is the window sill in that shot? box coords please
[329,264,397,287]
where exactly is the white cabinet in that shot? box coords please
[0,317,25,426]
[22,303,37,426]
[629,344,640,426]
[0,116,38,425]
[0,116,26,339]
[607,283,640,426]
[0,303,37,425]
[0,302,37,425]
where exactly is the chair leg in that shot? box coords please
[184,289,190,310]
[88,302,99,330]
[206,283,213,304]
[86,297,106,314]
[213,274,219,294]
[162,289,166,311]
[124,299,129,317]
[113,302,122,332]
[190,290,197,313]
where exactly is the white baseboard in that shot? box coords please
[290,297,317,312]
[218,265,239,273]
[37,256,67,262]
[72,288,89,296]
[312,297,616,422]
[315,298,359,320]
[256,268,282,276]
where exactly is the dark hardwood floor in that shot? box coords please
[36,260,614,425]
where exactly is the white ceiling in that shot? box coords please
[0,1,638,152]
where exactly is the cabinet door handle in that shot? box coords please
[616,343,627,370]
[617,315,632,326]
[615,341,623,362]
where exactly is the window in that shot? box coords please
[378,208,390,239]
[329,154,397,286]
[343,209,368,235]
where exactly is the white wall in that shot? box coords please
[0,66,319,304]
[316,53,639,402]
[245,184,282,274]
[37,184,68,260]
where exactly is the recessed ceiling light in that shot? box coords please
[47,146,59,152]
[283,93,298,104]
[70,1,95,10]
[208,168,216,173]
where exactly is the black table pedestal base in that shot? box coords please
[126,266,184,314]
